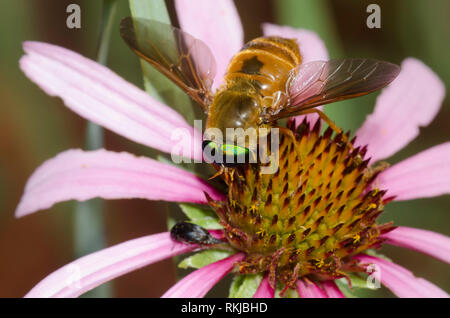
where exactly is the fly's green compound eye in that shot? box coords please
[222,144,252,166]
[202,140,218,156]
[222,144,249,157]
[202,140,222,164]
[202,140,253,166]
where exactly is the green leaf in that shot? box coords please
[274,285,298,298]
[178,249,232,269]
[347,273,374,289]
[346,272,380,291]
[167,215,177,231]
[179,203,222,230]
[336,271,381,296]
[129,0,170,21]
[229,274,262,298]
[335,279,357,298]
[128,0,195,124]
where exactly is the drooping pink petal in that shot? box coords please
[162,252,245,298]
[355,254,449,298]
[262,23,328,127]
[15,149,225,217]
[355,58,445,162]
[253,276,275,298]
[25,232,195,298]
[382,226,450,264]
[377,142,450,200]
[20,41,202,160]
[321,281,345,298]
[175,0,243,90]
[297,279,328,298]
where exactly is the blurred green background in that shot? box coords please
[0,0,448,297]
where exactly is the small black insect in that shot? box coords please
[170,222,222,245]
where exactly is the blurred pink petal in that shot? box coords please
[262,23,329,63]
[297,279,328,298]
[175,0,243,90]
[20,41,202,160]
[262,23,328,126]
[162,253,245,298]
[377,142,450,200]
[16,149,224,217]
[253,276,274,298]
[382,226,450,264]
[356,58,445,162]
[321,281,345,298]
[355,254,449,298]
[25,232,195,298]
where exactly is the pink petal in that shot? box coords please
[382,226,450,264]
[355,254,449,298]
[253,276,275,298]
[297,279,328,298]
[161,252,245,298]
[25,232,195,298]
[321,281,345,298]
[262,23,328,127]
[262,23,329,63]
[175,0,243,90]
[377,142,450,200]
[20,41,202,160]
[209,229,225,241]
[15,149,225,217]
[355,58,445,162]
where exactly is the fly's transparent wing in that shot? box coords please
[120,17,217,110]
[266,58,400,121]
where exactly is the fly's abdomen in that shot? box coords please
[224,37,302,96]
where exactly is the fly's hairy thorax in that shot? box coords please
[224,36,302,96]
[206,37,302,135]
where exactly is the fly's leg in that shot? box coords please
[301,108,343,138]
[209,165,235,183]
[208,165,225,180]
[277,126,296,142]
[301,108,354,150]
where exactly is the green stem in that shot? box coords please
[128,0,196,281]
[128,0,196,124]
[74,0,117,298]
[96,0,117,66]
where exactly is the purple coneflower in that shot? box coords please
[17,0,449,298]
